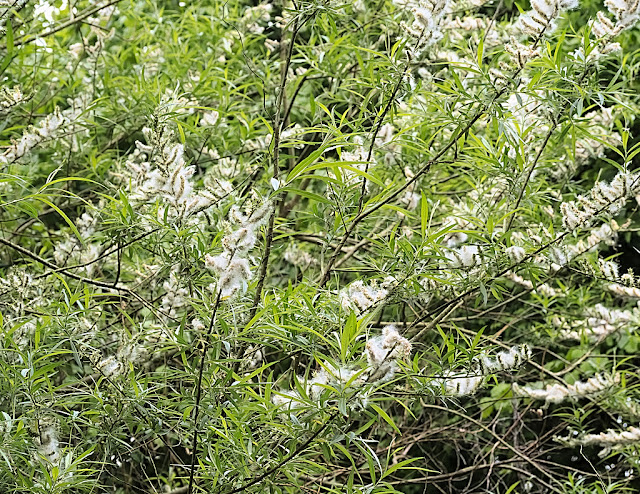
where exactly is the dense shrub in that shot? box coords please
[2,0,640,493]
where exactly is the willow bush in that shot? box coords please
[2,0,640,493]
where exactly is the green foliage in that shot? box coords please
[2,0,640,493]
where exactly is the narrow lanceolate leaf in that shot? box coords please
[370,403,400,434]
[421,191,428,238]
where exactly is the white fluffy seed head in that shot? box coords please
[433,344,532,397]
[518,0,579,37]
[514,373,620,404]
[34,422,60,465]
[365,325,412,368]
[506,246,527,264]
[446,244,482,269]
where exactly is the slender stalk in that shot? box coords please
[357,55,412,214]
[187,289,223,494]
[249,7,306,321]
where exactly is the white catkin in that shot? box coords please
[504,271,558,297]
[513,373,620,404]
[160,268,189,318]
[339,278,395,314]
[34,421,61,465]
[398,0,451,48]
[505,245,527,264]
[593,0,640,37]
[200,110,219,127]
[432,344,532,397]
[0,86,23,110]
[283,244,317,269]
[561,171,640,231]
[518,0,579,37]
[271,390,304,411]
[556,425,640,456]
[607,283,640,299]
[123,108,217,221]
[97,355,124,378]
[365,325,412,382]
[205,201,271,299]
[273,325,411,412]
[558,303,639,341]
[445,244,482,269]
[0,108,67,164]
[505,36,541,68]
[599,259,620,280]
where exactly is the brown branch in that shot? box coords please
[249,11,308,321]
[187,289,223,494]
[0,236,127,291]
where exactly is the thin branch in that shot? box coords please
[225,410,341,494]
[10,0,123,47]
[187,289,223,494]
[249,10,308,320]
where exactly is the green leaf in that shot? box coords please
[280,186,332,204]
[381,457,422,480]
[340,311,360,362]
[287,143,334,182]
[33,196,82,243]
[370,403,400,434]
[0,20,14,77]
[420,191,428,238]
[305,161,384,187]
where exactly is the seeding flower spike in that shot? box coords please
[592,0,640,37]
[205,253,252,299]
[600,259,621,280]
[480,345,532,372]
[607,283,640,298]
[271,390,304,411]
[0,86,23,110]
[513,373,620,404]
[443,231,468,248]
[200,110,219,127]
[504,272,558,297]
[34,421,61,465]
[505,246,527,264]
[366,325,412,382]
[397,0,451,48]
[561,171,640,230]
[0,108,66,164]
[505,37,541,68]
[432,345,532,396]
[191,318,206,332]
[144,143,212,217]
[434,372,485,396]
[339,278,395,314]
[96,355,124,379]
[161,268,189,319]
[284,244,317,269]
[125,118,215,221]
[518,0,579,37]
[205,200,271,299]
[272,362,365,413]
[556,425,640,456]
[557,304,640,341]
[272,326,411,413]
[445,244,482,269]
